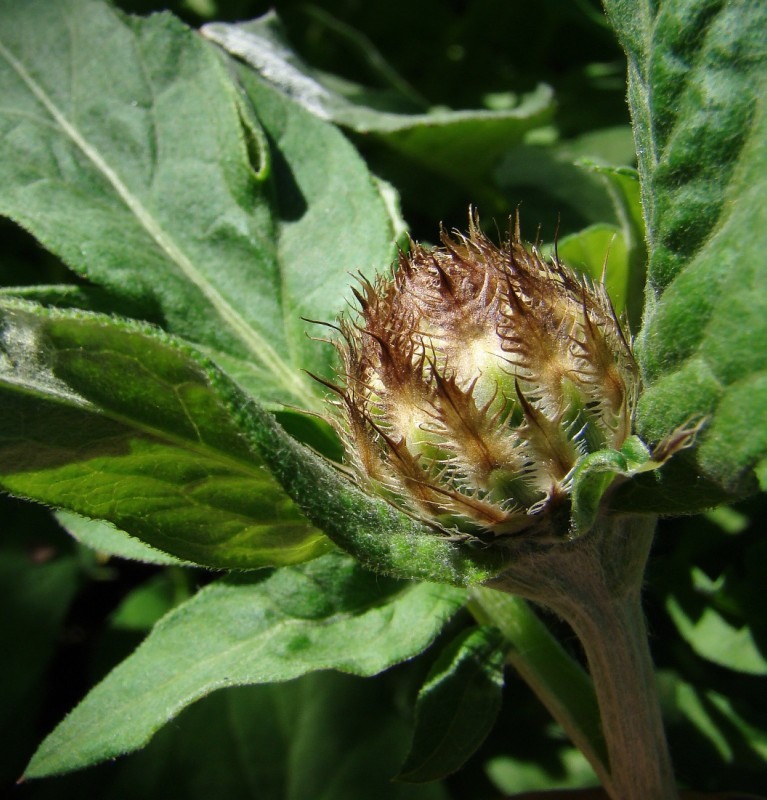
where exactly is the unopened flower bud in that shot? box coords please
[325,213,638,538]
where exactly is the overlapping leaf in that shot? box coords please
[56,511,191,567]
[202,12,554,190]
[0,300,330,568]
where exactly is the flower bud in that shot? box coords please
[326,213,638,538]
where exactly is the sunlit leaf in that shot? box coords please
[0,300,330,568]
[0,0,397,408]
[605,0,767,505]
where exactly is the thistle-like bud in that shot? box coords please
[326,213,638,538]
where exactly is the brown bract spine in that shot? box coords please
[327,212,638,538]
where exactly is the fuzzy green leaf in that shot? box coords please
[605,0,767,503]
[0,300,330,569]
[398,626,505,783]
[56,511,191,567]
[0,0,396,408]
[40,676,448,799]
[24,553,466,779]
[570,449,633,535]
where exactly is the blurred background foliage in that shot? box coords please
[2,0,765,797]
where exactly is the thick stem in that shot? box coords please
[488,514,677,800]
[566,579,675,800]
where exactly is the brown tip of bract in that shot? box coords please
[325,212,638,538]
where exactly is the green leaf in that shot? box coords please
[299,5,428,109]
[0,283,166,321]
[0,0,397,408]
[398,626,505,783]
[56,511,191,567]
[485,748,599,795]
[0,548,80,719]
[556,224,630,314]
[24,553,467,778]
[538,154,644,322]
[667,593,767,676]
[570,449,633,535]
[202,13,554,189]
[38,676,448,799]
[604,0,767,503]
[0,524,80,783]
[0,300,330,569]
[576,163,647,327]
[494,126,637,235]
[661,670,767,787]
[661,540,767,676]
[0,300,504,584]
[569,437,668,534]
[110,571,192,633]
[232,673,448,800]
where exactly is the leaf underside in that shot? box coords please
[398,626,505,783]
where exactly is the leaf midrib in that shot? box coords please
[0,34,311,407]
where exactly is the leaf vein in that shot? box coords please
[0,35,310,405]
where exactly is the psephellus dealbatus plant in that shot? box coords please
[314,211,699,800]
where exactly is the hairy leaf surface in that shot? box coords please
[0,0,396,408]
[203,13,553,190]
[605,0,767,503]
[24,553,466,778]
[56,511,191,567]
[0,300,329,568]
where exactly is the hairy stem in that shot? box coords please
[486,514,677,800]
